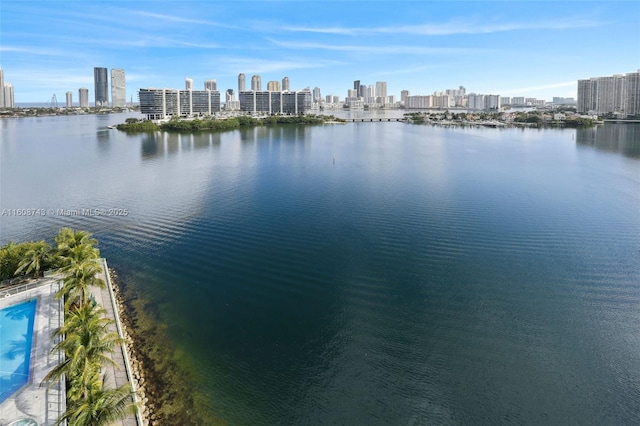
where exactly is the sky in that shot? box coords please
[1,0,639,103]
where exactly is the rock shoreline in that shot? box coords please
[107,268,218,425]
[108,269,154,425]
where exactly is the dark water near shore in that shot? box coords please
[2,114,640,424]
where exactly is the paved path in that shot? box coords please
[93,259,142,426]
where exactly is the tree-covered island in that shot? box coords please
[116,114,346,132]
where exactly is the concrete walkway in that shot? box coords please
[93,259,143,426]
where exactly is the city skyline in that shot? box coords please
[1,1,638,103]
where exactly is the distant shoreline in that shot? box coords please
[0,106,139,118]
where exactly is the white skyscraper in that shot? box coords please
[282,76,290,92]
[111,68,126,108]
[185,77,194,90]
[375,81,387,100]
[3,84,14,108]
[79,88,89,108]
[66,91,73,108]
[238,73,246,92]
[578,70,639,116]
[400,90,410,105]
[204,79,217,91]
[0,68,4,107]
[367,85,376,104]
[251,75,261,91]
[267,81,281,92]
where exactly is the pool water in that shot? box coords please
[0,299,37,404]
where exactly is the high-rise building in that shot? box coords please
[185,77,194,90]
[577,71,639,116]
[251,75,261,91]
[366,85,376,104]
[225,89,240,111]
[467,93,484,110]
[79,88,89,108]
[405,95,432,109]
[625,71,640,117]
[282,77,290,92]
[204,79,217,91]
[139,87,221,119]
[0,68,4,107]
[433,94,452,108]
[313,87,321,103]
[400,90,410,105]
[484,94,501,110]
[66,91,73,108]
[111,68,126,108]
[94,67,109,107]
[267,81,281,92]
[353,80,361,97]
[358,85,366,98]
[238,73,246,92]
[238,89,311,114]
[375,81,387,101]
[3,84,14,108]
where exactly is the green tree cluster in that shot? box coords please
[116,119,158,132]
[563,117,595,127]
[0,228,136,425]
[116,114,343,133]
[1,240,58,281]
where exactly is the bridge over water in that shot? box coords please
[343,118,406,122]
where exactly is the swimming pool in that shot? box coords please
[0,299,37,404]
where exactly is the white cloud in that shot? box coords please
[282,16,603,36]
[0,46,75,57]
[267,39,487,55]
[128,11,238,29]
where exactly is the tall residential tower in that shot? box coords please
[251,75,262,91]
[79,88,89,108]
[111,68,126,108]
[238,73,246,92]
[0,68,4,107]
[205,79,217,91]
[94,67,109,107]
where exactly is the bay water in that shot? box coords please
[1,113,639,424]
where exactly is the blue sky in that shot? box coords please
[1,0,639,103]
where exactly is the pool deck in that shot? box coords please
[0,277,65,426]
[0,259,145,426]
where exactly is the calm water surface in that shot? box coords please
[1,114,639,424]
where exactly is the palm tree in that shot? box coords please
[55,228,99,255]
[55,228,100,272]
[56,258,105,309]
[57,381,137,426]
[44,303,122,396]
[14,240,52,278]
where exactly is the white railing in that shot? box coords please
[102,258,145,426]
[0,277,59,301]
